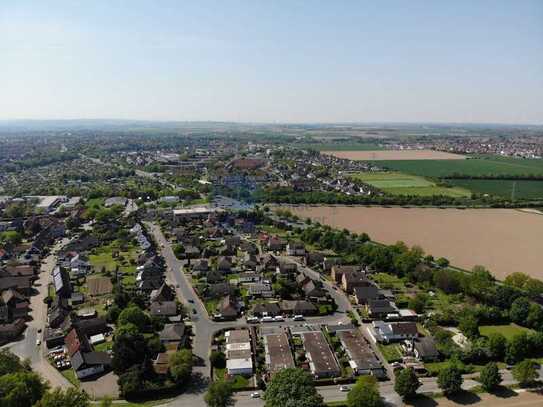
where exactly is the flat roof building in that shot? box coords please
[301,331,340,379]
[263,332,295,375]
[337,329,384,377]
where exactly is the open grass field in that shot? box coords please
[479,323,533,340]
[447,179,543,199]
[288,206,543,281]
[88,240,139,287]
[322,149,466,160]
[377,343,403,362]
[351,172,471,197]
[379,157,543,177]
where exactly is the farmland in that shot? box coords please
[299,142,384,151]
[351,172,471,197]
[447,179,543,199]
[322,149,466,160]
[378,156,543,177]
[288,205,543,281]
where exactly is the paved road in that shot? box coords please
[5,237,73,390]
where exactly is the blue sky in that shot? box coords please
[1,1,542,124]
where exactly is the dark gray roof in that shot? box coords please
[160,323,186,342]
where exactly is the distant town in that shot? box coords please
[1,122,543,407]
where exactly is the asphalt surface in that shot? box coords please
[5,237,73,390]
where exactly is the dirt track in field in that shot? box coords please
[289,206,543,281]
[321,149,466,160]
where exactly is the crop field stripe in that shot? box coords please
[447,179,543,199]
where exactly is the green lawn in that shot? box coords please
[377,343,403,362]
[94,340,113,352]
[204,298,219,315]
[88,241,138,287]
[447,179,543,200]
[350,171,471,197]
[371,273,405,290]
[479,323,533,340]
[61,369,79,387]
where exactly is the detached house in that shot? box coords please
[267,236,285,252]
[369,321,419,343]
[286,241,306,256]
[341,271,372,294]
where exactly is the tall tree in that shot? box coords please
[395,368,421,401]
[512,360,538,387]
[204,381,234,407]
[437,366,463,396]
[0,372,49,407]
[35,388,89,407]
[347,376,383,407]
[264,368,324,407]
[479,362,501,391]
[169,349,193,385]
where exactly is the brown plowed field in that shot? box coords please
[289,206,543,280]
[321,149,466,160]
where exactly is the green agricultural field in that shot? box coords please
[378,156,543,178]
[447,179,543,199]
[298,142,384,151]
[351,171,471,197]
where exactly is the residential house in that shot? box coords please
[52,266,71,298]
[159,323,187,348]
[286,241,306,256]
[217,295,238,320]
[337,329,385,377]
[280,300,317,316]
[71,351,112,379]
[225,329,253,376]
[252,302,281,317]
[0,319,26,344]
[247,283,273,298]
[261,254,279,272]
[267,236,285,252]
[369,321,419,343]
[150,301,178,318]
[341,271,371,294]
[404,337,439,362]
[366,299,398,319]
[217,257,232,273]
[304,252,324,267]
[301,331,341,379]
[353,285,381,305]
[150,283,176,303]
[276,262,297,275]
[331,265,360,284]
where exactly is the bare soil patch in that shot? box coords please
[289,206,543,281]
[321,149,466,160]
[87,277,113,296]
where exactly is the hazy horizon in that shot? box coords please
[1,1,542,124]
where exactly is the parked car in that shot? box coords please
[292,315,304,321]
[250,392,260,398]
[261,316,274,323]
[274,316,284,322]
[247,317,259,323]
